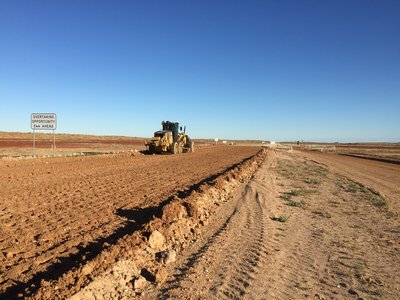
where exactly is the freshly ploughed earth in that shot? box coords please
[0,146,259,298]
[0,142,399,299]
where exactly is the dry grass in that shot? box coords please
[338,179,396,216]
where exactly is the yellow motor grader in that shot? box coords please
[145,121,194,154]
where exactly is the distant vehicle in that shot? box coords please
[145,121,194,154]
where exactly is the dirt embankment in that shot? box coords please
[0,146,261,299]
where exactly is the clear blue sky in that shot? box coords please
[1,1,399,142]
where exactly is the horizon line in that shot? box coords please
[0,130,399,144]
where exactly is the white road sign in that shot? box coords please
[31,113,57,130]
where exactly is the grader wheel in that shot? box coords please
[178,142,184,154]
[171,142,179,154]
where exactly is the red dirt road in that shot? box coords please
[0,146,259,297]
[297,150,400,212]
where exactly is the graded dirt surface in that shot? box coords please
[2,147,399,299]
[141,150,400,299]
[297,150,400,213]
[0,146,259,298]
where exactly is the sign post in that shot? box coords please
[31,113,57,158]
[53,129,55,157]
[33,129,36,158]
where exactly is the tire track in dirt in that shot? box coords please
[251,153,339,299]
[215,188,267,299]
[256,210,331,299]
[238,157,331,299]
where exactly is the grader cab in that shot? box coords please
[145,121,194,154]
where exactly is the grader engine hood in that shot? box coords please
[149,136,161,146]
[146,131,173,150]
